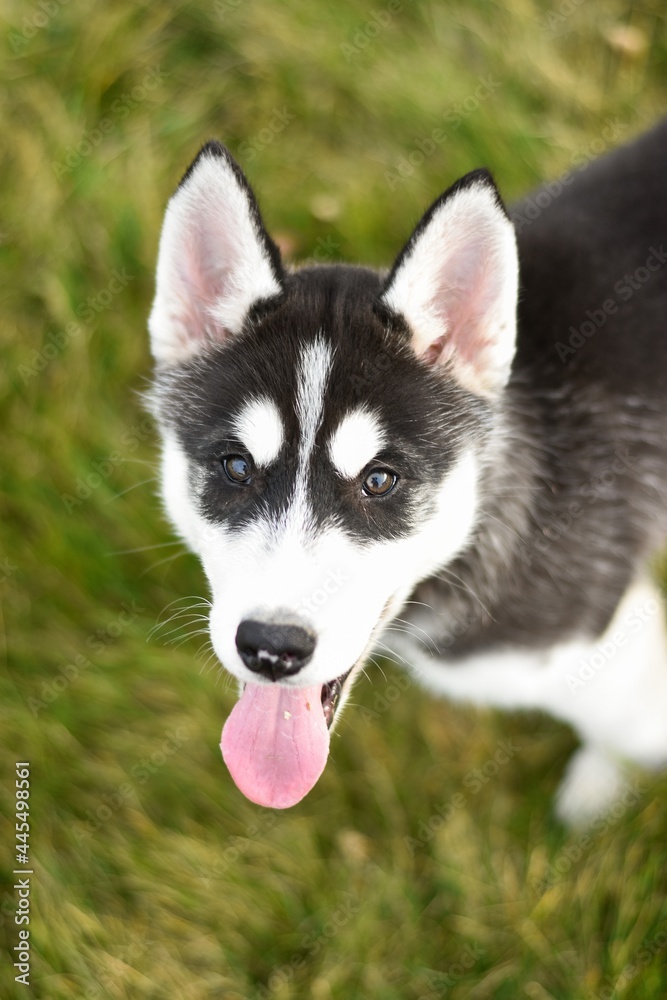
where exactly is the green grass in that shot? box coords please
[2,1,667,997]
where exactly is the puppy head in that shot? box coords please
[148,142,518,805]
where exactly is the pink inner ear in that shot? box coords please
[422,336,448,365]
[382,180,517,396]
[172,218,236,346]
[423,237,500,368]
[150,149,283,365]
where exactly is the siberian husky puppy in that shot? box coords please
[148,121,667,821]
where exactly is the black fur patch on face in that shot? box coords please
[153,265,490,542]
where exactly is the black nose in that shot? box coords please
[235,620,316,681]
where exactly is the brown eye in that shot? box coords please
[222,454,253,484]
[362,468,398,497]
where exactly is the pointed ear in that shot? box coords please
[148,141,284,365]
[381,170,518,398]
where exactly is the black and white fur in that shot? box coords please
[148,122,667,823]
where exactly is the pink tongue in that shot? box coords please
[220,682,330,809]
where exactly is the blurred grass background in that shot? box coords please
[1,1,667,997]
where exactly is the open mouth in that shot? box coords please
[220,664,357,810]
[320,667,353,729]
[220,608,394,809]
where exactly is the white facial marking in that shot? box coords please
[232,397,284,466]
[160,420,484,701]
[296,337,333,473]
[286,336,334,533]
[160,431,205,554]
[328,409,386,479]
[200,447,480,688]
